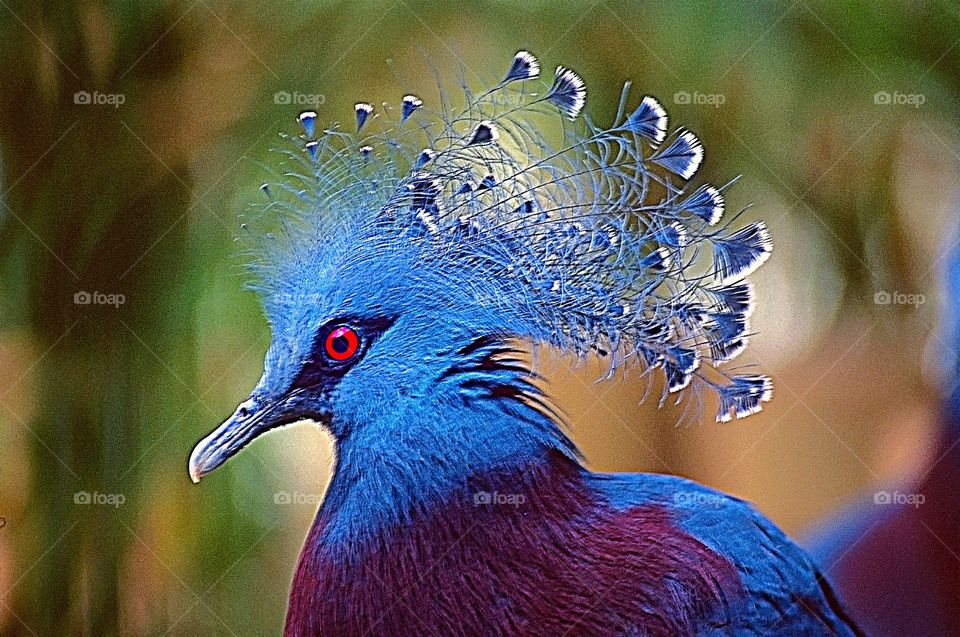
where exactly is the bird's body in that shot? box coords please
[287,425,858,636]
[189,51,863,635]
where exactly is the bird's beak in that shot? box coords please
[189,396,286,483]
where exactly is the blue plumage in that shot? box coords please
[683,183,726,226]
[304,140,319,162]
[545,65,586,118]
[247,52,772,422]
[354,102,373,131]
[466,120,498,145]
[400,94,422,121]
[651,129,704,180]
[716,374,773,422]
[625,95,668,145]
[503,50,539,82]
[712,222,773,282]
[298,110,317,138]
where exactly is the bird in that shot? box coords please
[188,51,863,636]
[803,228,960,635]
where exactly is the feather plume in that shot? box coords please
[246,50,772,419]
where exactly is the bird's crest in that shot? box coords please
[245,51,772,423]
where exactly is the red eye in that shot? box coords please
[324,326,360,362]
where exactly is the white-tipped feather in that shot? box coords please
[678,131,703,180]
[716,222,772,284]
[641,96,668,145]
[547,66,586,119]
[705,186,724,225]
[505,50,540,81]
[467,121,499,146]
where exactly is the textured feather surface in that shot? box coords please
[274,330,861,636]
[288,449,863,636]
[247,50,772,423]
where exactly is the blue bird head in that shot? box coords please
[189,51,773,482]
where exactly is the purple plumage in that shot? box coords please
[286,454,741,636]
[284,448,861,636]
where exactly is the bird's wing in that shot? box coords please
[588,471,865,636]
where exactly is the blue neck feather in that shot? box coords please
[315,340,579,546]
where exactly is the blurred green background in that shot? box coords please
[0,0,958,634]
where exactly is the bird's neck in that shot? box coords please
[316,393,577,546]
[310,336,579,545]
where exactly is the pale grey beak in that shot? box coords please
[189,398,263,483]
[189,388,329,483]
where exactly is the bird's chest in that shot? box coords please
[283,472,741,637]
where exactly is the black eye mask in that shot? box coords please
[291,315,396,390]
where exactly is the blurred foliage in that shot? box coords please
[0,0,957,634]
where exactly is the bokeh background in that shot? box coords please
[0,1,958,634]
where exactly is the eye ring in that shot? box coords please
[324,326,360,362]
